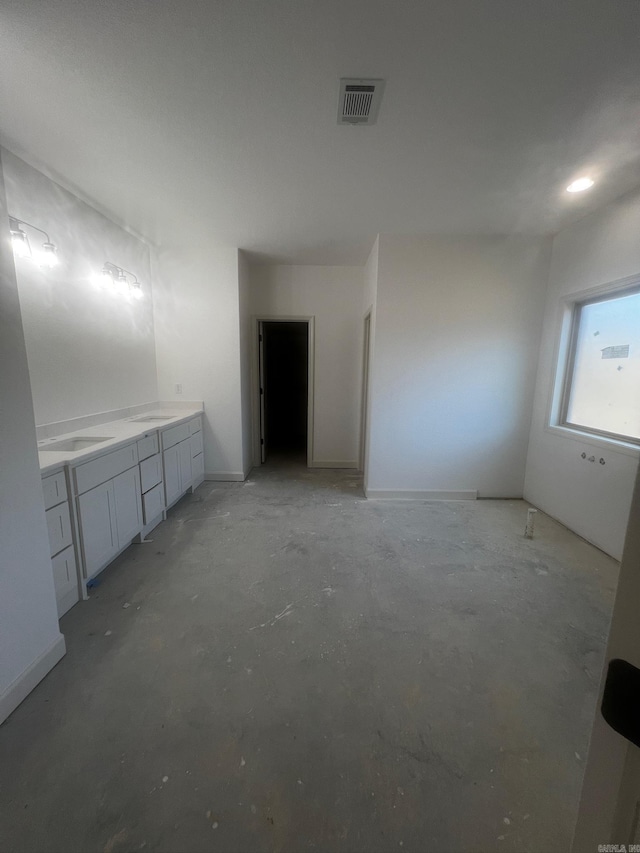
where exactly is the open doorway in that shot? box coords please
[257,320,311,466]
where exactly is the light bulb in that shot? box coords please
[131,281,143,300]
[10,228,31,258]
[99,268,114,287]
[40,242,59,268]
[115,272,128,295]
[566,177,594,193]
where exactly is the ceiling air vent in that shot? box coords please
[338,78,385,125]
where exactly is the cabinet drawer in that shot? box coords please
[190,430,203,458]
[42,471,67,510]
[46,502,73,557]
[162,422,190,450]
[51,545,78,617]
[143,482,165,524]
[140,453,163,493]
[137,433,159,462]
[192,451,205,483]
[74,443,138,495]
[189,416,202,435]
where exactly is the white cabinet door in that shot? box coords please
[163,444,181,506]
[78,481,117,577]
[192,452,205,485]
[190,431,203,458]
[164,437,194,507]
[179,438,192,492]
[112,466,142,546]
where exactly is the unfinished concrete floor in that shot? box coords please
[0,463,618,853]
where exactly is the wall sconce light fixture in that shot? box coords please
[8,216,59,267]
[102,261,144,300]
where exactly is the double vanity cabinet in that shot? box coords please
[39,410,204,618]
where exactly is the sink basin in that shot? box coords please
[40,436,113,452]
[130,415,174,422]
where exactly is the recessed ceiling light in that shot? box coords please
[566,177,594,193]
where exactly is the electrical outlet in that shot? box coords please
[175,383,183,395]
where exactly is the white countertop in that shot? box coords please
[38,407,203,475]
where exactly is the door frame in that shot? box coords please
[572,461,640,849]
[251,315,315,468]
[359,310,372,472]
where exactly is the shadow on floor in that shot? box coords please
[254,452,364,499]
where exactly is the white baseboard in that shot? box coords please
[0,634,66,725]
[204,471,246,482]
[310,460,359,469]
[57,587,79,618]
[365,488,478,501]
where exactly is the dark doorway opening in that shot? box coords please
[260,321,308,464]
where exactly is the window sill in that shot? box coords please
[545,424,640,459]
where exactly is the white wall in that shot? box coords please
[524,189,640,559]
[238,250,253,477]
[249,264,364,468]
[2,150,157,426]
[153,245,245,480]
[0,150,65,723]
[366,235,551,498]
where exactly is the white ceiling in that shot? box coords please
[1,0,639,264]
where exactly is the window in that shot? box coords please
[560,286,640,444]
